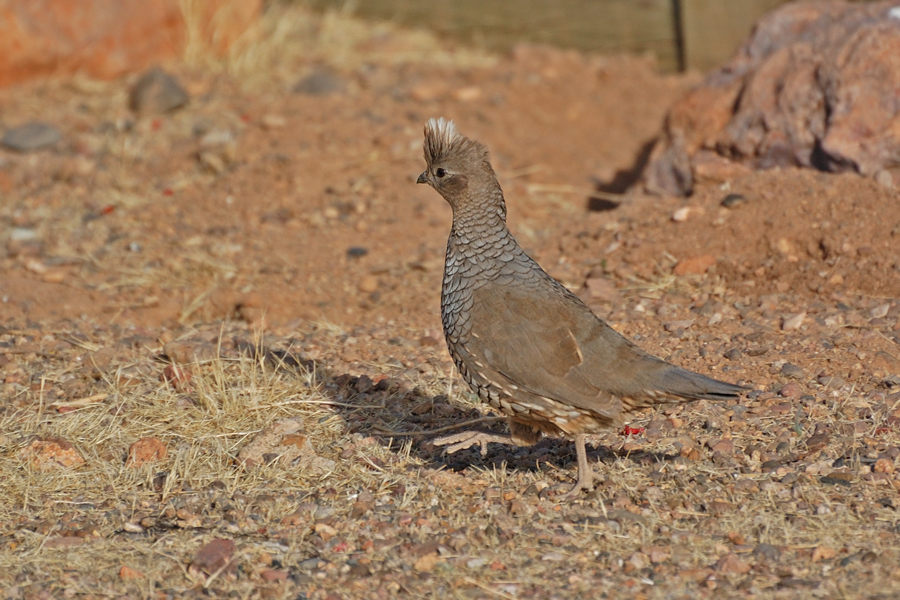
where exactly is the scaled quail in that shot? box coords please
[416,118,747,495]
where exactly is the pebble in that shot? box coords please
[778,382,803,398]
[671,207,691,222]
[782,312,806,331]
[720,193,747,208]
[723,348,742,360]
[1,122,61,151]
[817,374,845,388]
[753,543,781,562]
[780,363,805,380]
[126,437,168,467]
[18,437,85,471]
[293,70,346,96]
[716,553,751,574]
[870,303,891,319]
[347,246,369,258]
[189,538,236,577]
[9,228,38,242]
[130,68,189,114]
[357,275,379,294]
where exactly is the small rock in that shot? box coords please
[18,437,85,471]
[720,193,747,208]
[627,552,650,570]
[727,532,746,545]
[413,552,441,573]
[119,565,145,580]
[466,557,487,569]
[782,312,806,331]
[261,569,289,583]
[716,553,750,574]
[9,228,38,242]
[648,547,670,563]
[710,438,734,454]
[875,169,894,188]
[357,275,379,294]
[347,247,369,258]
[723,348,742,360]
[805,432,830,452]
[779,382,803,398]
[1,122,61,151]
[126,437,168,468]
[734,479,759,493]
[293,70,346,96]
[780,363,805,380]
[817,374,845,388]
[189,538,236,578]
[674,254,716,275]
[672,207,691,222]
[874,458,894,474]
[160,364,192,392]
[871,303,891,319]
[130,68,188,114]
[753,543,780,562]
[812,546,836,562]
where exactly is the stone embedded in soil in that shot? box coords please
[18,437,85,471]
[720,193,748,209]
[780,363,805,380]
[129,68,189,114]
[1,122,61,151]
[716,553,751,574]
[160,364,192,392]
[782,312,806,331]
[126,437,168,467]
[778,382,803,398]
[189,538,236,578]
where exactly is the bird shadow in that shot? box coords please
[243,341,682,488]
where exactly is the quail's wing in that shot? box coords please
[467,283,743,414]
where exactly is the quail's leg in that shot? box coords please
[561,434,594,498]
[432,431,514,456]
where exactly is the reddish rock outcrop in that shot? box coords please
[0,0,261,87]
[647,1,900,195]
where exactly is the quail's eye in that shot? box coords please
[435,168,447,178]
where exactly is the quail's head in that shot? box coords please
[417,118,503,215]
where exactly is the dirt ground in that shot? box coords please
[1,5,899,600]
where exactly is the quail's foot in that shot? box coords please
[432,430,514,457]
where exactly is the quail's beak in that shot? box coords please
[416,171,429,185]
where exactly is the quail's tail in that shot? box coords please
[656,366,748,401]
